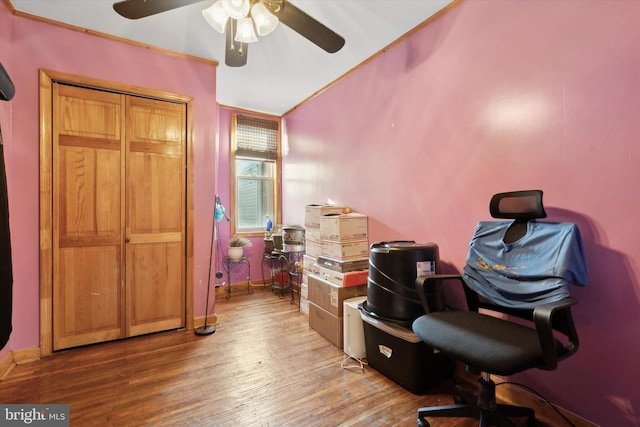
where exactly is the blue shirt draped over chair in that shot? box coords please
[463,221,588,309]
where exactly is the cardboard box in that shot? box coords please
[305,240,322,258]
[321,212,368,241]
[309,302,342,348]
[321,239,369,260]
[307,274,367,317]
[313,263,368,288]
[360,310,452,394]
[305,204,346,229]
[302,254,317,274]
[305,227,321,243]
[317,255,369,273]
[306,262,321,276]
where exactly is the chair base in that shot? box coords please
[417,377,537,427]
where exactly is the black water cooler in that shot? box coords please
[359,241,452,394]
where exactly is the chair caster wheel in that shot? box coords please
[417,419,430,427]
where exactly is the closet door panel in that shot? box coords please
[58,145,121,243]
[53,84,125,350]
[125,96,186,336]
[54,246,121,350]
[128,152,183,234]
[126,242,184,336]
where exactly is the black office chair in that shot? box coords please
[412,190,587,427]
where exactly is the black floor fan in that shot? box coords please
[195,196,228,336]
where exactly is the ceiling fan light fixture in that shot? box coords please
[202,1,228,34]
[234,17,258,43]
[251,3,278,37]
[222,0,250,19]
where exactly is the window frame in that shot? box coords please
[230,113,281,237]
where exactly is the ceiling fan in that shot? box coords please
[113,0,346,67]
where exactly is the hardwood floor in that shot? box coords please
[1,287,528,426]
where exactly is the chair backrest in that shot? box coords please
[464,189,587,309]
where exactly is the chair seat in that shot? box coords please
[412,311,564,376]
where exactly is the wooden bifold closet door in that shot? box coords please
[52,83,186,351]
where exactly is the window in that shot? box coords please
[230,114,281,235]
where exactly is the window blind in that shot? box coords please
[235,115,279,162]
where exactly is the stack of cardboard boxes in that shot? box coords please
[301,204,345,316]
[304,205,369,348]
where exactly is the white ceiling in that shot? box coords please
[10,0,454,116]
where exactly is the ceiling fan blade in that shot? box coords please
[113,0,204,19]
[225,20,248,67]
[274,1,345,53]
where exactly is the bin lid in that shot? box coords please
[370,241,438,253]
[359,306,422,343]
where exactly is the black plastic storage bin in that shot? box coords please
[365,241,441,326]
[360,308,452,394]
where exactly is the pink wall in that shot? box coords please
[0,4,217,352]
[283,1,640,425]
